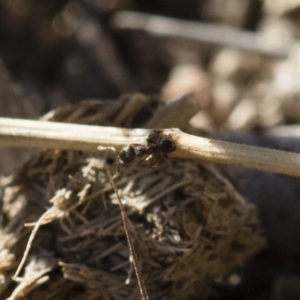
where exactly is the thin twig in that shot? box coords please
[12,214,46,281]
[105,164,149,300]
[112,11,290,58]
[1,117,300,177]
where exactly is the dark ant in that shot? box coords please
[119,130,176,166]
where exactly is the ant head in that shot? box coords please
[119,145,135,164]
[158,138,176,154]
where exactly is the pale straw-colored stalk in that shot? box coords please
[0,117,300,177]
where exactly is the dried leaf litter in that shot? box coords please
[0,95,265,300]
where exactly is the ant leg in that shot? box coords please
[137,154,153,166]
[150,155,155,168]
[150,155,160,168]
[113,156,121,179]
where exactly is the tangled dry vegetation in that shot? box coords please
[2,1,300,299]
[0,98,264,299]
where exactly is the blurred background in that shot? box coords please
[2,0,300,299]
[0,0,295,126]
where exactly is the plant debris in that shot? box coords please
[0,98,264,299]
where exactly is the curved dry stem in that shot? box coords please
[12,213,46,281]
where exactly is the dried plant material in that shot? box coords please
[9,256,56,300]
[146,94,202,130]
[201,0,252,27]
[226,98,257,130]
[270,45,300,123]
[105,164,149,300]
[161,65,210,106]
[0,98,264,299]
[3,2,300,298]
[1,150,264,300]
[112,11,289,58]
[211,49,263,81]
[264,0,300,16]
[2,112,300,176]
[211,80,238,125]
[41,94,158,127]
[189,110,214,134]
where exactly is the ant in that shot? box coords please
[103,130,176,298]
[118,130,176,166]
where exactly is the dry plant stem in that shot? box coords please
[145,94,202,129]
[0,118,149,151]
[105,165,149,300]
[112,11,289,58]
[170,129,300,177]
[1,118,300,177]
[12,214,46,281]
